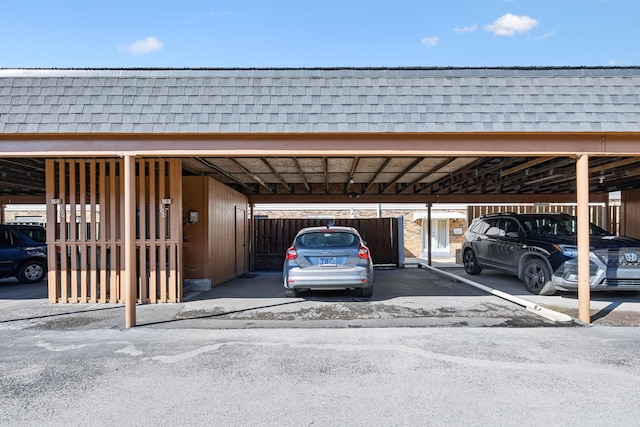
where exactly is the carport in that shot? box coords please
[2,66,640,327]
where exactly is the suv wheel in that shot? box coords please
[17,260,46,284]
[522,258,556,295]
[463,249,482,275]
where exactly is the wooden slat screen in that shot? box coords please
[45,158,182,304]
[466,203,620,233]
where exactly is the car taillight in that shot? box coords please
[358,246,370,259]
[285,247,298,260]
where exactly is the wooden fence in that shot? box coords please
[467,203,620,234]
[45,158,183,304]
[252,217,400,270]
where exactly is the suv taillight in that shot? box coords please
[358,246,370,259]
[285,247,298,260]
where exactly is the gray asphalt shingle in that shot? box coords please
[1,67,640,134]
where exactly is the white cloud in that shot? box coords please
[420,36,439,47]
[484,13,539,36]
[454,24,478,34]
[119,36,164,55]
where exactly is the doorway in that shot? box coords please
[422,218,451,259]
[235,207,247,275]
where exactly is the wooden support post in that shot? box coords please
[45,160,59,303]
[124,155,137,328]
[576,155,591,324]
[427,203,432,266]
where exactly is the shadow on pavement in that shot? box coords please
[186,266,489,303]
[4,264,639,328]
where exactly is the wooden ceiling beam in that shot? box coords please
[361,158,392,194]
[292,157,311,194]
[194,157,258,194]
[260,158,292,193]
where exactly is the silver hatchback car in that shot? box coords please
[283,225,374,297]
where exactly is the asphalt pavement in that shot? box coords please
[1,264,574,331]
[3,264,640,426]
[433,261,640,327]
[2,260,640,330]
[3,324,640,426]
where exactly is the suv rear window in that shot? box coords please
[296,231,359,249]
[468,219,490,235]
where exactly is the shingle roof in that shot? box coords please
[1,67,640,134]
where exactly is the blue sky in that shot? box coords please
[1,0,636,68]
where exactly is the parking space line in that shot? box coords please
[407,261,575,324]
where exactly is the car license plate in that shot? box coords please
[319,257,336,266]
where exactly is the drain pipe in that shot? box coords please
[409,261,574,323]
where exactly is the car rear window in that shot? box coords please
[296,231,360,249]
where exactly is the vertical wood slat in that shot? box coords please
[59,160,68,302]
[89,161,98,303]
[45,160,58,303]
[148,159,158,303]
[466,203,611,229]
[119,158,125,302]
[610,204,620,234]
[78,160,88,303]
[69,161,78,302]
[176,244,183,301]
[159,159,167,241]
[138,160,148,302]
[169,159,182,302]
[168,245,177,302]
[252,217,401,270]
[46,157,183,305]
[158,160,168,302]
[109,159,118,303]
[248,204,255,272]
[159,242,167,302]
[98,160,107,303]
[170,159,181,240]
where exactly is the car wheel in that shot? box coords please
[17,260,46,284]
[284,287,298,297]
[359,286,373,298]
[522,258,556,295]
[463,249,482,275]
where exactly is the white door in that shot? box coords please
[427,219,450,257]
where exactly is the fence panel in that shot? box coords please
[467,203,620,233]
[253,217,400,270]
[45,158,182,304]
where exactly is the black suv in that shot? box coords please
[462,212,640,295]
[0,224,47,283]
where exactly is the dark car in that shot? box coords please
[461,212,640,295]
[0,224,48,283]
[283,225,373,297]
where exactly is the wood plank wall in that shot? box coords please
[45,158,183,304]
[621,189,640,238]
[253,218,400,270]
[179,175,252,287]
